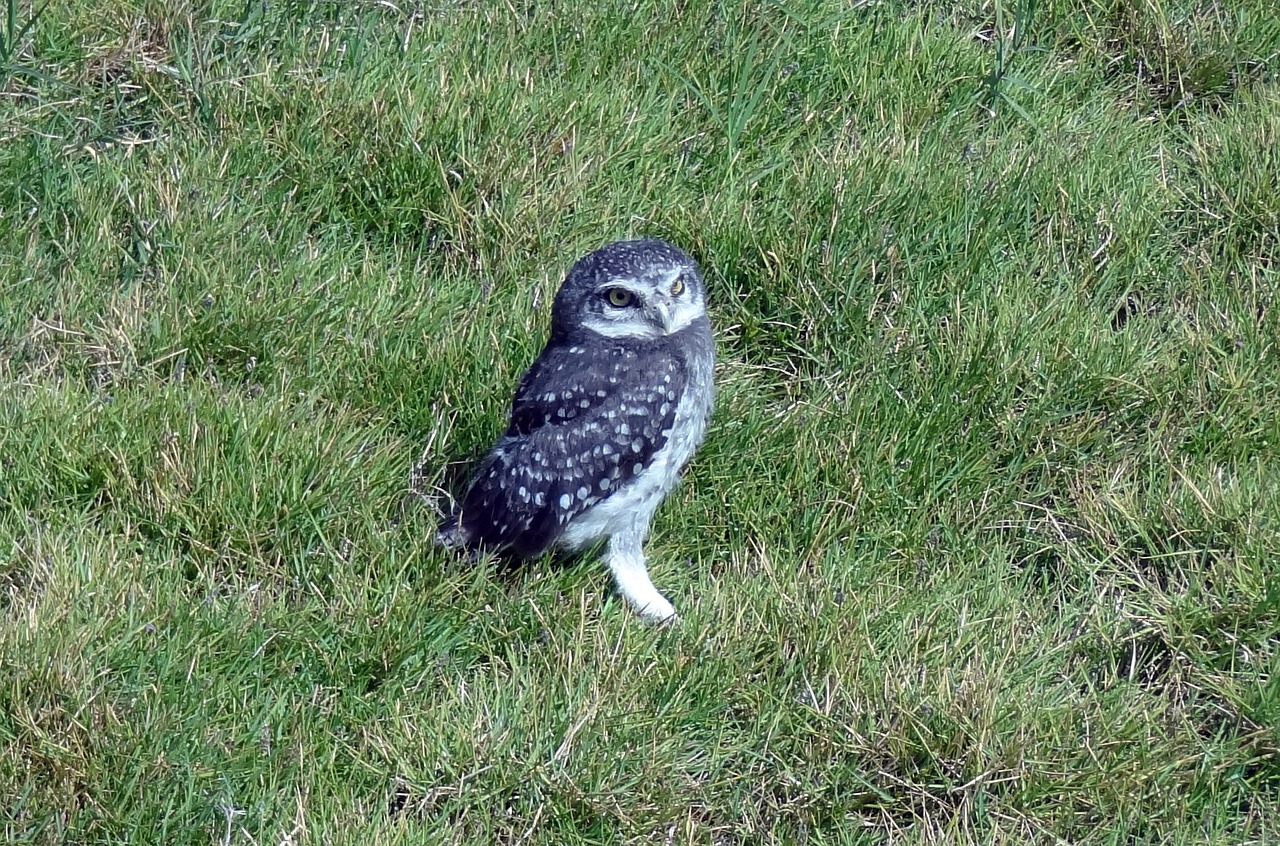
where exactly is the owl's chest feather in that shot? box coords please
[558,322,714,550]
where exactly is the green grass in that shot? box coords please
[2,0,1279,842]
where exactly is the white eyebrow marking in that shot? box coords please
[579,314,662,339]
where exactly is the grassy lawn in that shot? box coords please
[2,0,1278,842]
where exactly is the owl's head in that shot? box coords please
[551,239,707,341]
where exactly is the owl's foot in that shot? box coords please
[606,537,678,623]
[632,592,678,624]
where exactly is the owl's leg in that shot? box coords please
[605,533,677,623]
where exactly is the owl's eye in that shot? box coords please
[670,276,686,296]
[605,288,634,308]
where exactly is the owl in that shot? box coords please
[437,238,715,622]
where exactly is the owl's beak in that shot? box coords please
[652,299,676,334]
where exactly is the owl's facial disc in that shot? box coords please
[580,267,702,339]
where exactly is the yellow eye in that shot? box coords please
[670,276,686,296]
[606,288,634,307]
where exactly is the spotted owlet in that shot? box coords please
[437,238,714,622]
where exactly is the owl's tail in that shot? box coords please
[434,515,467,550]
